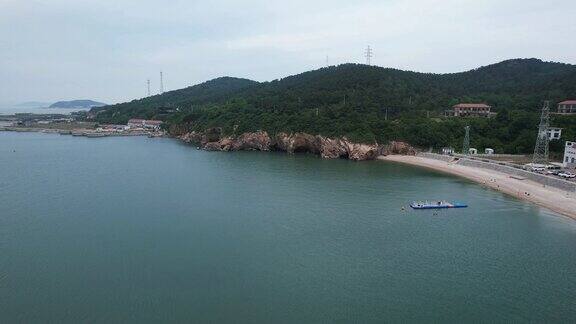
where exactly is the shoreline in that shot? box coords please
[379,155,576,221]
[0,127,163,137]
[5,129,576,220]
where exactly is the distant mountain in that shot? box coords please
[50,100,106,109]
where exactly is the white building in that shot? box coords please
[563,141,576,168]
[484,148,494,155]
[441,147,454,155]
[127,119,163,130]
[469,148,478,155]
[547,127,562,141]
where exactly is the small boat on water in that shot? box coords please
[410,200,468,209]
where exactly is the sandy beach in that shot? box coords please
[379,155,576,220]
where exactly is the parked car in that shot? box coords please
[558,172,576,179]
[531,167,545,172]
[547,170,561,175]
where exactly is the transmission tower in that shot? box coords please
[147,79,151,96]
[462,126,470,155]
[532,100,550,165]
[160,71,164,94]
[365,45,373,65]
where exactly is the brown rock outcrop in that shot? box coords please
[231,131,271,151]
[272,132,320,154]
[318,137,348,159]
[344,142,379,161]
[203,137,234,151]
[381,141,417,156]
[179,131,202,144]
[176,129,382,161]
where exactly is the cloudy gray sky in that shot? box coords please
[1,0,575,105]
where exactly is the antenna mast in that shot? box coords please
[365,45,373,65]
[160,71,164,94]
[532,100,550,165]
[462,126,470,155]
[147,79,151,96]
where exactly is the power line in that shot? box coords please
[147,79,151,97]
[532,100,550,165]
[160,71,164,94]
[365,45,373,65]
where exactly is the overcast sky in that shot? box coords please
[1,0,575,105]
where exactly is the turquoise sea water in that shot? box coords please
[1,132,575,323]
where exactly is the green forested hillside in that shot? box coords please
[93,58,576,155]
[93,77,258,122]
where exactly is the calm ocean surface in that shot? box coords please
[1,132,575,323]
[0,106,88,115]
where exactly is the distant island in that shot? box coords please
[50,100,106,109]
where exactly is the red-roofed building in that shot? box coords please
[557,100,576,114]
[446,103,493,117]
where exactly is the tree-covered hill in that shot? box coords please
[93,77,258,122]
[93,58,576,155]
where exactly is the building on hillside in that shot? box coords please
[547,127,562,141]
[445,103,494,117]
[557,100,576,114]
[127,119,163,130]
[563,141,576,168]
[469,148,478,155]
[484,148,494,155]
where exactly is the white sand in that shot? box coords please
[379,155,576,220]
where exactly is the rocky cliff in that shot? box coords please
[177,130,415,161]
[380,141,417,156]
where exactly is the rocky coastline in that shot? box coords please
[176,128,416,161]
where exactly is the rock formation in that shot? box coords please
[231,131,271,151]
[318,137,347,159]
[344,141,379,161]
[381,141,417,156]
[175,129,407,161]
[273,133,320,154]
[178,131,202,144]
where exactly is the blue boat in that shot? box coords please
[409,200,468,209]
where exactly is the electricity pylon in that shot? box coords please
[532,101,550,165]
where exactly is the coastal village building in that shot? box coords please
[564,141,576,168]
[547,127,562,141]
[484,148,494,155]
[557,100,576,114]
[445,103,494,117]
[127,119,163,130]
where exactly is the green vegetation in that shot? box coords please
[94,59,576,156]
